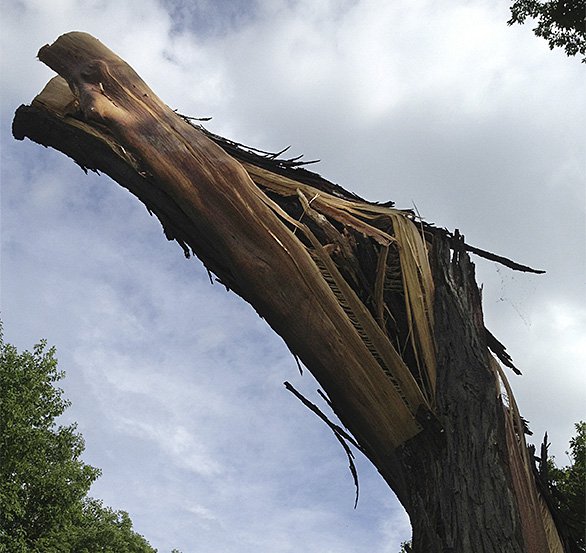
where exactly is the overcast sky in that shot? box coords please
[1,1,584,552]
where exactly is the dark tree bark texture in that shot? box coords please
[12,32,571,553]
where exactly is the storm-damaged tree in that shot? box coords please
[11,32,581,553]
[508,0,586,62]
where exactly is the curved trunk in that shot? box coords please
[12,32,570,553]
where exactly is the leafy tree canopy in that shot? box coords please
[544,421,586,551]
[508,0,586,62]
[0,328,161,552]
[399,540,412,552]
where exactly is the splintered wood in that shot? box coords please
[14,32,438,455]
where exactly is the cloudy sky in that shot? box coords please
[1,1,584,551]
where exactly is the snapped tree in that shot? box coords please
[11,32,579,553]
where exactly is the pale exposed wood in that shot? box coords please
[17,33,430,455]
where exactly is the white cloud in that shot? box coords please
[379,507,412,553]
[119,418,223,476]
[514,300,586,456]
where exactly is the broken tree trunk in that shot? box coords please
[12,32,572,553]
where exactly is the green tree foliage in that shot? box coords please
[508,0,586,62]
[44,498,158,553]
[0,329,157,552]
[545,422,586,551]
[399,540,412,552]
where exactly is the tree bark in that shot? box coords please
[12,32,570,553]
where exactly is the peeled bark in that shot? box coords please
[12,32,571,553]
